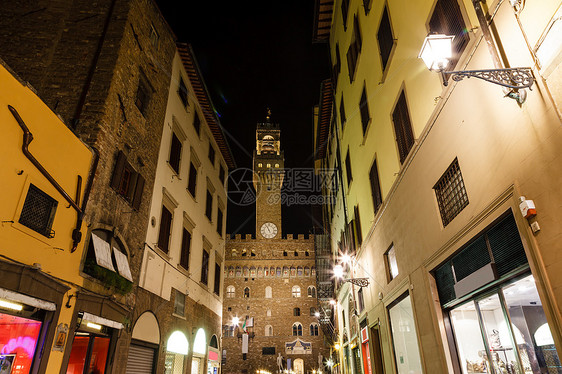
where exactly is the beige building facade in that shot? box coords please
[313,0,562,373]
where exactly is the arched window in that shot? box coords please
[292,286,301,298]
[310,323,319,336]
[310,307,316,316]
[292,323,303,336]
[307,286,316,298]
[265,286,272,298]
[209,335,218,349]
[265,325,273,336]
[226,285,235,298]
[193,328,206,355]
[293,307,301,316]
[243,266,249,277]
[228,266,234,277]
[243,287,250,298]
[266,309,272,317]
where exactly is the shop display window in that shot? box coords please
[448,274,562,374]
[388,294,423,374]
[0,313,42,374]
[66,334,110,374]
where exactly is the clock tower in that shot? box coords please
[253,112,284,239]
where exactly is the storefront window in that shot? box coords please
[448,274,562,374]
[388,294,422,374]
[502,275,561,373]
[66,334,110,374]
[0,313,42,374]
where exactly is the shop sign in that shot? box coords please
[52,323,68,351]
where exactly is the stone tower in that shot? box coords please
[223,114,327,374]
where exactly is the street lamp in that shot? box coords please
[333,262,370,288]
[419,34,534,93]
[232,317,240,325]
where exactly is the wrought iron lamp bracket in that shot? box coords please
[441,67,534,89]
[343,278,370,288]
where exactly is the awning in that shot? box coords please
[0,287,56,311]
[82,312,123,329]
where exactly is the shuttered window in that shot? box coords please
[339,96,346,128]
[332,44,341,88]
[110,150,145,210]
[392,91,415,164]
[187,161,198,197]
[429,0,469,70]
[214,263,221,295]
[157,205,172,254]
[201,249,210,284]
[345,149,352,187]
[341,0,350,29]
[178,77,189,107]
[370,158,383,214]
[208,144,216,166]
[169,132,182,174]
[217,208,224,237]
[346,15,362,82]
[434,213,528,306]
[359,86,370,135]
[363,0,372,14]
[206,189,213,220]
[193,111,201,135]
[377,6,394,72]
[180,228,191,270]
[126,343,156,374]
[353,206,362,246]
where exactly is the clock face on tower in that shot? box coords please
[260,222,278,239]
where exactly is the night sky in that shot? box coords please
[156,1,331,235]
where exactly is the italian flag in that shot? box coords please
[242,318,247,333]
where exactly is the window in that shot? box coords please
[310,324,319,336]
[292,286,301,298]
[208,145,216,166]
[187,161,198,197]
[332,44,341,87]
[217,208,224,237]
[135,73,151,116]
[339,96,346,128]
[226,285,235,298]
[385,244,399,281]
[265,286,272,298]
[149,24,159,49]
[201,249,209,285]
[388,294,423,373]
[370,158,383,214]
[293,308,301,316]
[357,288,365,312]
[110,151,145,210]
[205,189,213,220]
[283,251,288,257]
[266,309,272,317]
[346,15,362,82]
[193,111,201,135]
[359,85,370,135]
[353,206,362,247]
[292,323,303,336]
[363,0,372,14]
[434,158,468,226]
[19,184,57,238]
[264,326,273,337]
[307,286,316,298]
[219,165,226,185]
[345,149,352,187]
[310,308,316,316]
[169,132,182,174]
[174,290,185,316]
[177,78,189,108]
[157,205,173,254]
[377,5,395,72]
[179,228,191,270]
[392,91,415,164]
[244,287,250,298]
[341,0,350,29]
[214,263,221,296]
[262,346,275,354]
[429,0,469,71]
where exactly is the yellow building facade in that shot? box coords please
[314,0,562,373]
[0,60,94,372]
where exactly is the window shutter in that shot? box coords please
[180,228,191,270]
[392,91,414,163]
[132,173,145,210]
[377,6,394,71]
[111,151,126,190]
[429,0,469,70]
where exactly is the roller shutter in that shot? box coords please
[126,343,155,374]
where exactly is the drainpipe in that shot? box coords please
[8,105,98,251]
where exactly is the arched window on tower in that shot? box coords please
[243,287,250,298]
[307,286,316,298]
[265,286,272,298]
[292,286,301,298]
[310,323,319,336]
[265,325,273,336]
[292,323,303,336]
[293,307,301,316]
[226,285,235,298]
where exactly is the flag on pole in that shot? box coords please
[242,318,247,333]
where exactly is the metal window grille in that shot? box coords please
[19,184,57,238]
[434,158,468,226]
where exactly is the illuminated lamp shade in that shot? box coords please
[167,331,189,355]
[333,265,344,279]
[419,34,455,71]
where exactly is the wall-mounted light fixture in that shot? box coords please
[419,34,534,98]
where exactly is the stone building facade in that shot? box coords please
[0,0,177,373]
[223,120,328,374]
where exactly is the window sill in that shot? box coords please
[186,188,197,202]
[153,245,171,261]
[172,313,187,320]
[167,162,181,178]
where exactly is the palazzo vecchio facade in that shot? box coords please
[222,119,328,374]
